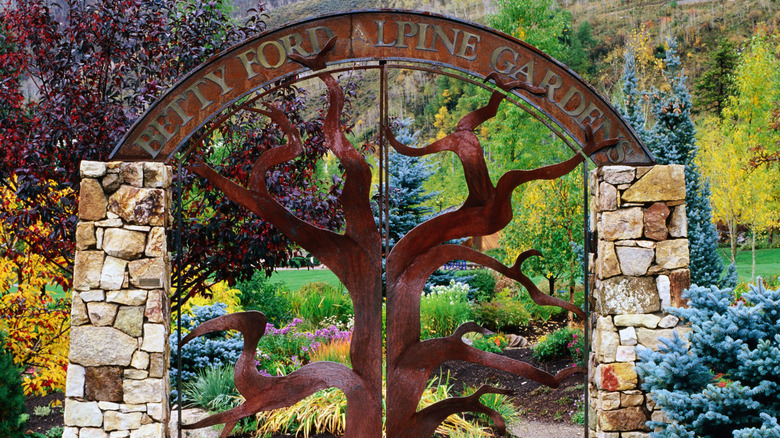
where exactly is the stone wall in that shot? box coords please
[589,165,691,437]
[64,161,172,438]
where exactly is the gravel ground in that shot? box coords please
[510,420,585,438]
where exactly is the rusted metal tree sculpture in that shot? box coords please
[181,38,616,438]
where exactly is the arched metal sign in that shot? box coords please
[110,10,653,165]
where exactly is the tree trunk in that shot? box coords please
[729,219,737,264]
[751,228,756,282]
[547,274,556,295]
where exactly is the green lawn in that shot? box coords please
[718,247,780,282]
[269,268,343,291]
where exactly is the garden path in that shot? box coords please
[510,419,584,437]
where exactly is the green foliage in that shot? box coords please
[519,291,569,322]
[465,333,509,354]
[183,365,241,412]
[235,272,292,326]
[461,270,497,303]
[532,327,582,363]
[473,291,531,331]
[637,282,780,436]
[0,332,26,438]
[289,282,353,327]
[420,281,473,339]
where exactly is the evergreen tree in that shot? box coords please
[644,39,723,287]
[0,332,26,438]
[694,39,739,117]
[618,48,649,142]
[637,282,780,437]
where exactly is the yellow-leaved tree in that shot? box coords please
[698,33,780,278]
[0,180,72,396]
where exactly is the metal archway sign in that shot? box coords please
[110,10,652,165]
[113,10,656,438]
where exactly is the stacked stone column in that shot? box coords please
[64,161,172,438]
[588,165,691,437]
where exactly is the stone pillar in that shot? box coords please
[64,161,172,438]
[588,165,691,437]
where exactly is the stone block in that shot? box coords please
[621,391,644,407]
[619,327,637,346]
[615,247,654,276]
[144,163,168,188]
[656,239,689,270]
[669,205,687,238]
[130,423,163,438]
[598,182,618,211]
[64,400,102,427]
[81,161,107,178]
[622,165,685,203]
[129,258,167,289]
[104,411,143,431]
[146,403,164,421]
[670,269,691,308]
[622,432,651,438]
[124,369,149,379]
[106,290,147,306]
[114,306,144,337]
[644,202,670,241]
[119,404,147,413]
[141,324,166,353]
[616,345,636,362]
[658,315,679,329]
[599,391,621,410]
[103,228,147,260]
[598,276,660,315]
[69,326,137,367]
[102,173,122,193]
[595,363,637,391]
[99,401,120,410]
[80,428,109,438]
[656,275,671,309]
[636,327,691,351]
[76,222,97,250]
[80,289,105,302]
[96,218,123,228]
[597,240,621,279]
[108,186,166,226]
[131,351,150,370]
[101,256,128,290]
[602,166,636,185]
[86,302,118,327]
[121,163,144,187]
[613,314,661,328]
[145,227,166,257]
[124,378,164,404]
[149,353,165,378]
[71,292,89,326]
[63,427,79,438]
[65,363,85,398]
[85,366,123,402]
[600,208,643,241]
[74,251,105,291]
[144,290,165,323]
[598,406,649,432]
[79,179,108,221]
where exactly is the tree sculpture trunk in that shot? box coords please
[179,39,617,438]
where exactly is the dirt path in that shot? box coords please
[510,420,585,438]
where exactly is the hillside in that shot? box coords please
[232,0,780,96]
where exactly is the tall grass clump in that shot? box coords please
[182,365,241,412]
[289,282,353,327]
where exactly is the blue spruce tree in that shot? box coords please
[617,48,649,143]
[621,38,723,287]
[636,281,780,437]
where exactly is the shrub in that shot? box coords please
[0,332,27,438]
[182,365,241,412]
[289,282,353,327]
[464,333,508,354]
[235,272,292,326]
[169,303,243,403]
[420,281,473,339]
[458,270,497,302]
[309,338,351,367]
[636,281,780,436]
[256,320,352,376]
[532,327,582,362]
[473,291,531,331]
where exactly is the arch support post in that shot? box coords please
[64,161,172,438]
[588,164,690,436]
